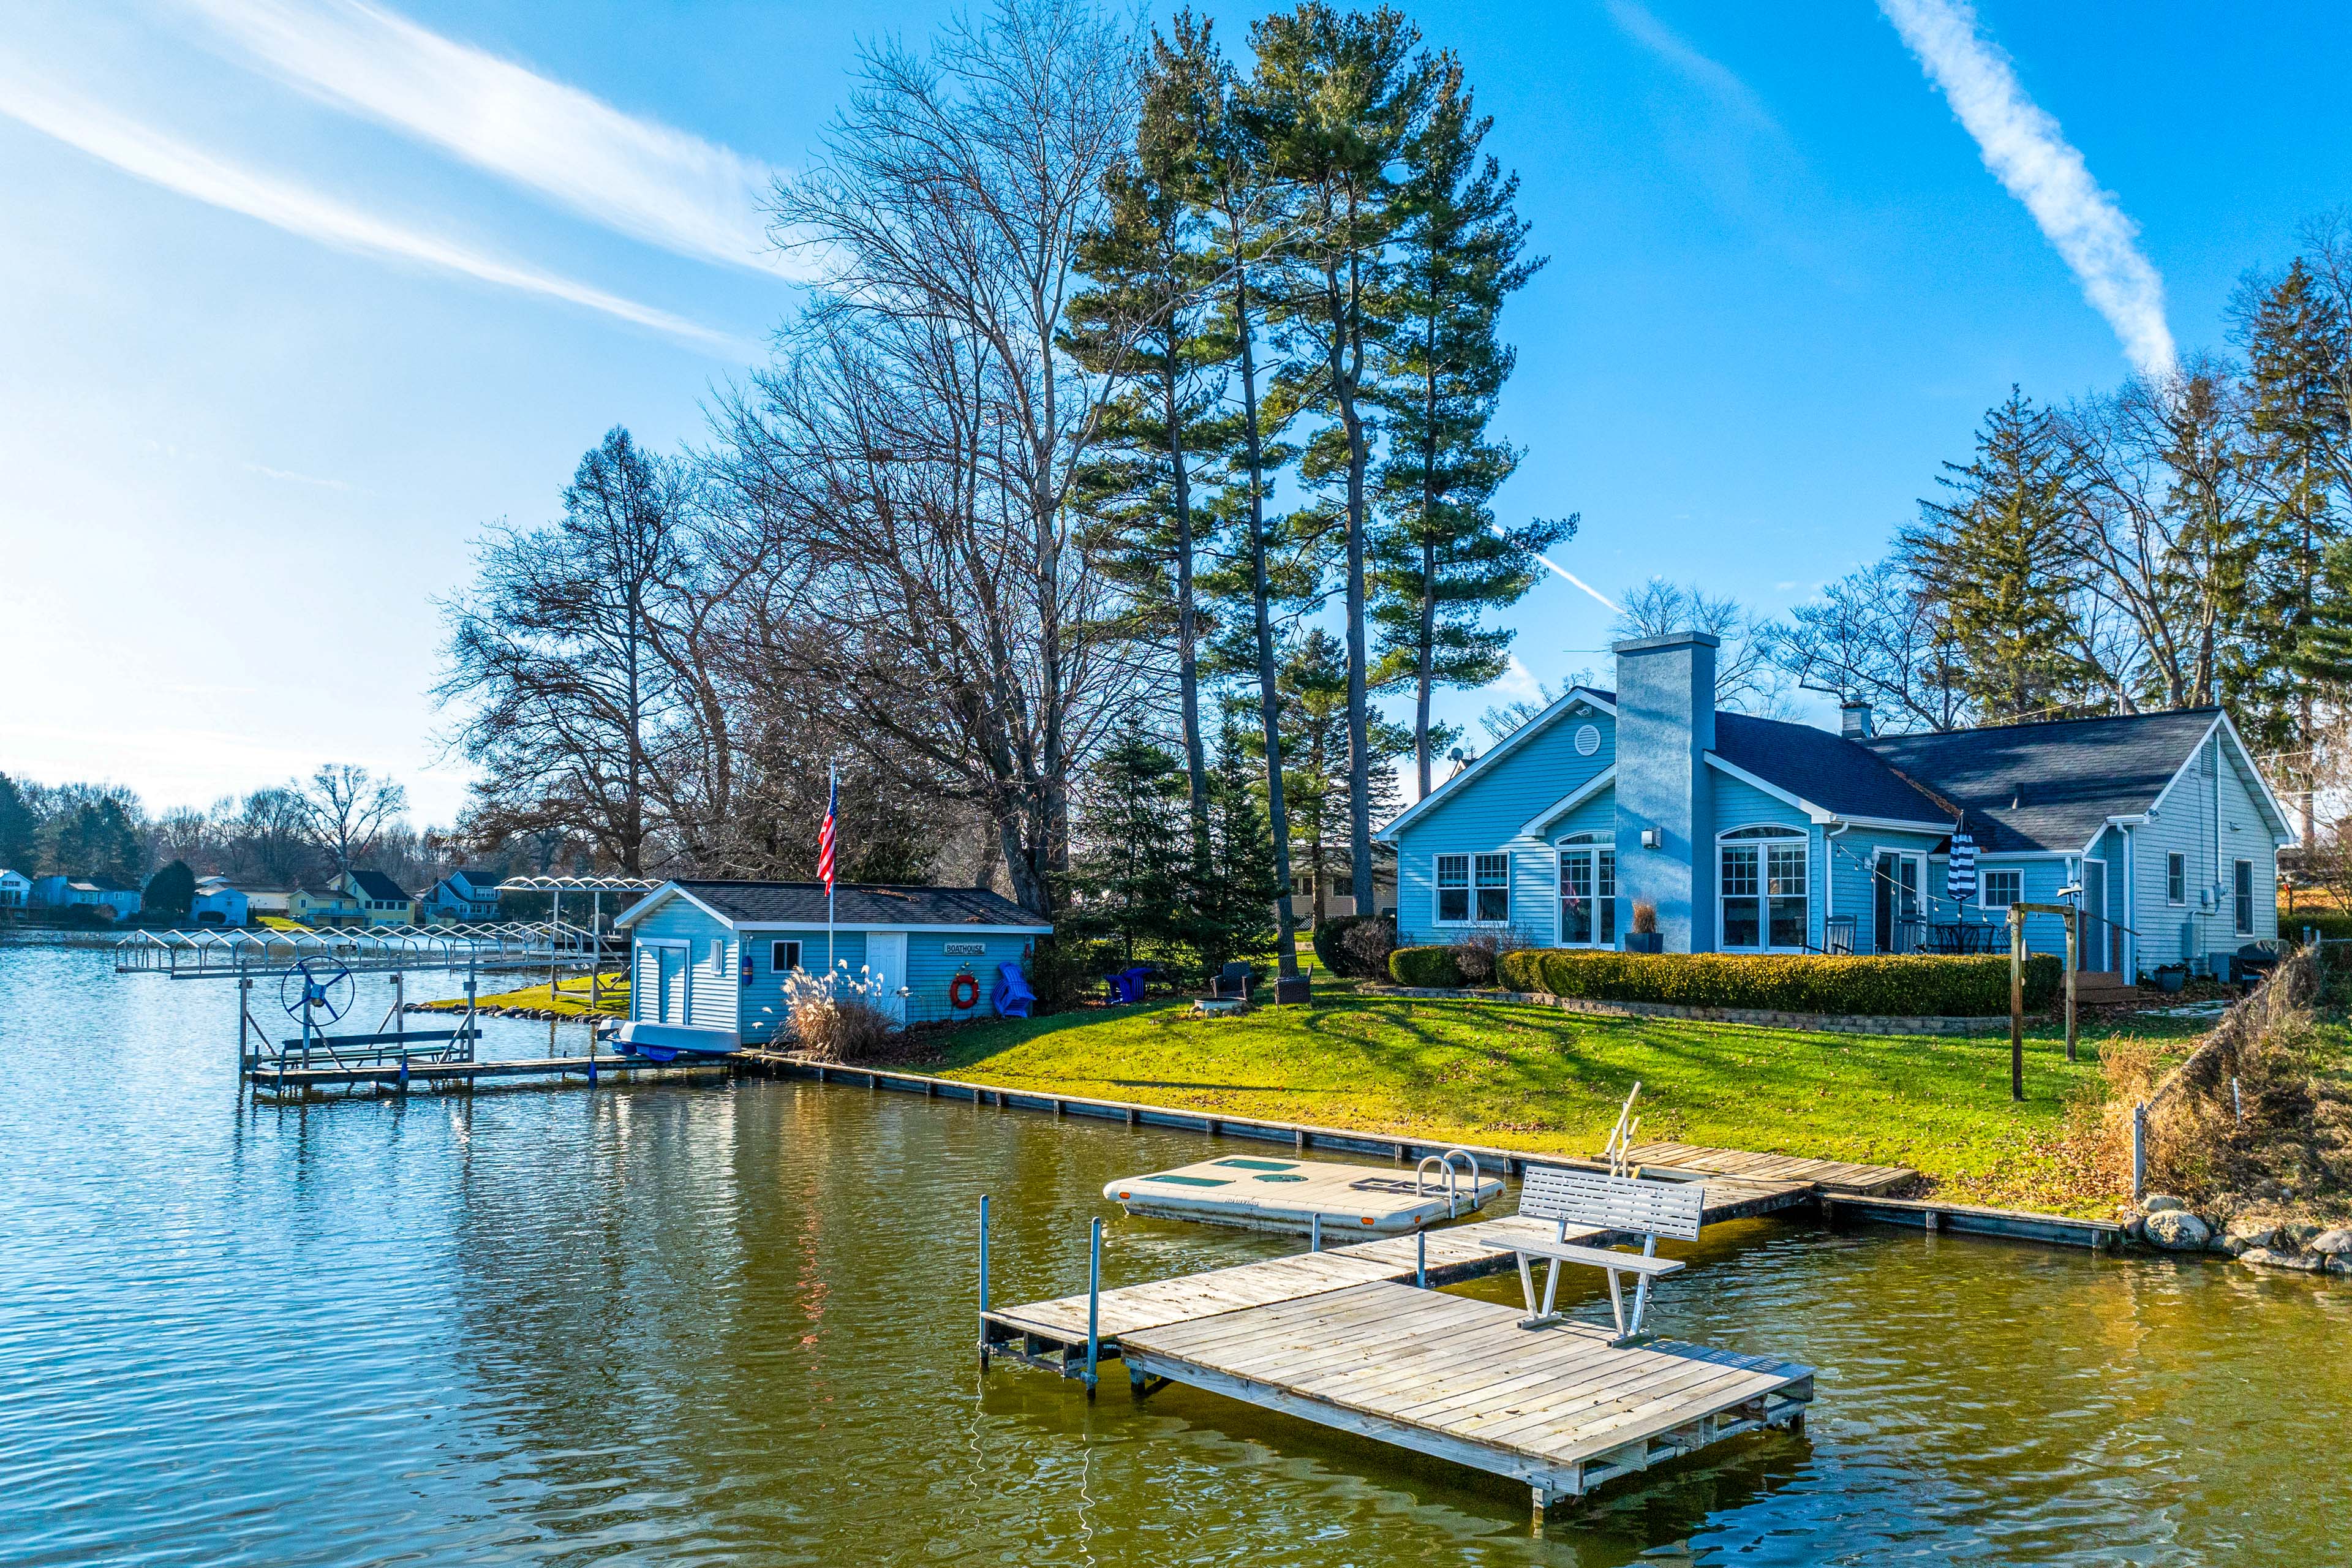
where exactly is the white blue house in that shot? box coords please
[0,870,29,910]
[613,880,1053,1040]
[190,884,250,926]
[1378,630,2295,981]
[422,869,503,923]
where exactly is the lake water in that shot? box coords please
[2,943,2346,1566]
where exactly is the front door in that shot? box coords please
[1558,849,1618,947]
[1874,853,1922,954]
[2079,861,2113,971]
[658,945,687,1023]
[867,931,908,1025]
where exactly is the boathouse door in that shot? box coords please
[867,931,907,1026]
[658,945,687,1023]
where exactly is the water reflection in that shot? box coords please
[0,944,2345,1566]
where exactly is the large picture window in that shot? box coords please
[1719,826,1807,952]
[1435,855,1469,923]
[1475,853,1511,923]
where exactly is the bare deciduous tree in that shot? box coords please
[293,764,407,876]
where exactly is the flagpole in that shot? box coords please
[826,763,837,989]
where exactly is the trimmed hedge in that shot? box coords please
[1389,945,1466,989]
[1313,914,1389,979]
[1490,948,2065,1017]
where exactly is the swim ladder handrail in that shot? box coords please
[1414,1147,1482,1218]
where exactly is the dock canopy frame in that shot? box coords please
[114,922,597,980]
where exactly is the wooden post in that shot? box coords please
[1416,1229,1427,1289]
[236,971,250,1089]
[2063,909,2078,1063]
[2008,906,2026,1102]
[1310,1213,1322,1253]
[2131,1102,2148,1199]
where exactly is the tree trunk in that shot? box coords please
[1167,345,1210,877]
[1331,253,1375,913]
[1236,266,1302,976]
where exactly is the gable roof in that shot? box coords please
[1861,707,2273,853]
[347,869,410,902]
[1714,714,1954,827]
[1377,686,1620,840]
[617,880,1051,931]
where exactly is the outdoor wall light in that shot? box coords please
[1640,828,1662,849]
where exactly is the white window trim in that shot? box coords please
[771,938,804,973]
[2166,851,2187,907]
[2234,859,2256,936]
[1556,844,1618,949]
[1434,853,1472,925]
[1717,825,1810,954]
[1978,868,2022,910]
[1473,852,1512,926]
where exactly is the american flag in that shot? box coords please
[817,769,838,891]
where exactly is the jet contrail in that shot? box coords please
[1877,0,2176,379]
[1515,536,1621,614]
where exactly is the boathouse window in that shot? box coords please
[772,940,803,973]
[1475,854,1511,922]
[1718,826,1807,952]
[2234,860,2255,935]
[1435,855,1469,922]
[2167,852,2186,905]
[1981,869,2020,908]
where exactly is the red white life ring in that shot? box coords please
[949,972,981,1010]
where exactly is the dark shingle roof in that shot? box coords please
[1863,708,2221,853]
[662,880,1049,929]
[1715,714,1954,826]
[347,869,410,902]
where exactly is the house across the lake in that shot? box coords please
[0,869,29,910]
[421,868,503,923]
[614,880,1052,1041]
[1378,630,2294,982]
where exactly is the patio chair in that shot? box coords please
[991,962,1036,1019]
[1213,962,1255,1001]
[1106,965,1153,1005]
[1507,1165,1706,1345]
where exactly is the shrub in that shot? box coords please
[1449,925,1531,986]
[1024,935,1115,1013]
[1389,945,1465,988]
[1313,914,1393,978]
[1341,918,1396,979]
[1490,948,2066,1017]
[782,963,898,1060]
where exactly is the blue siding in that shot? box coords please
[905,932,1038,1025]
[737,929,868,1042]
[628,900,738,1031]
[1395,704,1615,946]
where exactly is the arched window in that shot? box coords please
[1718,825,1807,952]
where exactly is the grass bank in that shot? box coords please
[907,991,2215,1215]
[415,975,629,1018]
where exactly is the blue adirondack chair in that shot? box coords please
[1106,965,1152,1004]
[992,961,1036,1019]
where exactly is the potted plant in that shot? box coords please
[2151,962,2188,995]
[1624,902,1664,954]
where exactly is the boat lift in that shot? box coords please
[115,921,602,1090]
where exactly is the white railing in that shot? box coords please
[115,921,598,979]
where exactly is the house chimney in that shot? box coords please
[1840,700,1874,740]
[1612,630,1720,953]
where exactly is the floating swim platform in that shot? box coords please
[1104,1153,1504,1235]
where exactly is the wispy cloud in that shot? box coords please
[245,462,350,490]
[180,0,786,274]
[0,71,742,354]
[1877,0,2176,377]
[1606,0,1777,132]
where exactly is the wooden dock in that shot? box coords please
[247,1054,731,1092]
[1614,1140,1918,1197]
[1120,1282,1811,1511]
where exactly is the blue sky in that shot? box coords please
[4,1,2347,827]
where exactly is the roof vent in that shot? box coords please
[1839,701,1873,740]
[2010,784,2023,810]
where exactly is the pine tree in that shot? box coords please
[1251,1,1435,914]
[145,860,196,921]
[1242,629,1410,925]
[1068,722,1191,965]
[0,774,36,873]
[2236,258,2350,837]
[1899,390,2090,723]
[1366,61,1565,797]
[1194,715,1278,975]
[1066,33,1232,873]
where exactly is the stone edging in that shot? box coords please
[1360,984,2008,1037]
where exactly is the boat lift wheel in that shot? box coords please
[279,959,355,1026]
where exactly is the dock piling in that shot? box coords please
[977,1194,992,1369]
[1416,1229,1427,1289]
[1084,1217,1101,1395]
[1310,1213,1322,1254]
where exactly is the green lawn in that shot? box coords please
[417,974,630,1018]
[916,992,2209,1215]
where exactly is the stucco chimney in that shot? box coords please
[1840,700,1874,740]
[1612,630,1719,953]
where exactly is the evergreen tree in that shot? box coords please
[0,773,36,873]
[1251,2,1436,914]
[145,860,197,921]
[45,797,145,886]
[1068,722,1191,965]
[1066,32,1232,872]
[1366,62,1564,797]
[1899,390,2090,722]
[1246,629,1409,925]
[1194,715,1278,975]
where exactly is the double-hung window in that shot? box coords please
[2234,860,2255,935]
[2166,852,2186,905]
[1981,869,2021,908]
[1719,827,1807,951]
[1474,853,1511,923]
[1435,855,1469,923]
